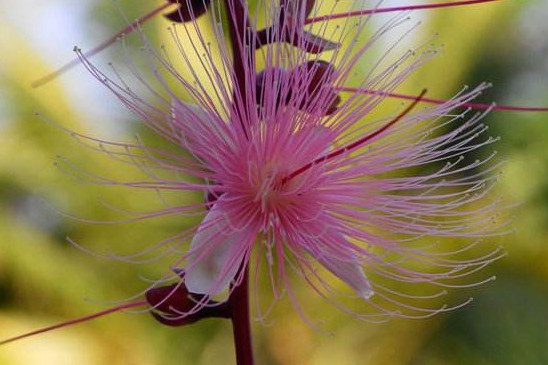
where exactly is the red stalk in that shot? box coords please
[31,2,175,88]
[305,0,504,25]
[284,89,427,183]
[229,267,255,365]
[0,300,147,346]
[337,87,548,112]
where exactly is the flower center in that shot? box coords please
[250,163,287,213]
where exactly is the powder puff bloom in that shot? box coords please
[57,0,511,322]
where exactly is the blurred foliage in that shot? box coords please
[0,1,547,365]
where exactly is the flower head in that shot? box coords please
[72,0,507,321]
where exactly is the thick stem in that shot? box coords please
[229,268,254,365]
[223,2,255,364]
[225,0,253,139]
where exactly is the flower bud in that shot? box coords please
[255,60,341,116]
[256,0,339,54]
[165,0,212,23]
[145,282,229,326]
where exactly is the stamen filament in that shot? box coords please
[337,87,548,112]
[31,3,175,88]
[0,300,147,346]
[284,89,427,183]
[305,0,504,25]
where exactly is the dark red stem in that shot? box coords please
[229,268,254,365]
[224,1,255,364]
[225,0,253,139]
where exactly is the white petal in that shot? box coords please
[185,201,245,295]
[319,255,374,300]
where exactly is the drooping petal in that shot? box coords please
[299,219,374,299]
[319,255,374,300]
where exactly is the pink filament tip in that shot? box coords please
[31,3,175,88]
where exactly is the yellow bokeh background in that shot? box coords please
[1,1,547,364]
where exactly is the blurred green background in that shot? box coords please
[1,1,547,364]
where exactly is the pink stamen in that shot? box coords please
[32,3,175,88]
[338,87,548,112]
[305,0,504,25]
[284,89,427,183]
[0,300,147,346]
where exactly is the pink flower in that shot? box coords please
[73,0,507,321]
